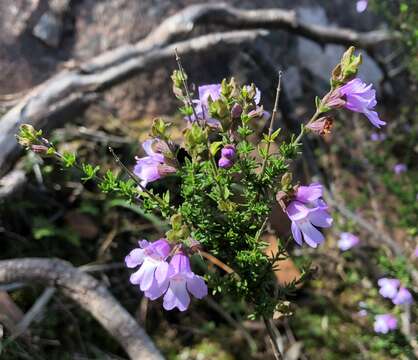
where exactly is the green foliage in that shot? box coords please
[372,0,418,81]
[81,163,100,181]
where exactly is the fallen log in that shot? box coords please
[0,258,164,360]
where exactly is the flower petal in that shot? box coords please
[186,275,208,299]
[299,221,324,248]
[309,209,333,228]
[163,280,190,312]
[291,221,303,246]
[125,248,145,268]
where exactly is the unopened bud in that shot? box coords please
[306,116,334,135]
[231,103,243,119]
[31,144,49,154]
[281,172,292,188]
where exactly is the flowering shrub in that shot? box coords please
[16,46,384,333]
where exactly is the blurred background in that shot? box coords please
[0,0,417,359]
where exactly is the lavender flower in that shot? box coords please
[392,287,413,305]
[378,278,400,299]
[370,132,386,142]
[374,314,397,334]
[338,78,386,128]
[189,84,222,127]
[356,0,368,13]
[415,246,418,257]
[218,144,236,169]
[125,239,171,299]
[337,232,360,251]
[163,252,208,312]
[393,163,407,174]
[286,183,333,248]
[134,139,176,188]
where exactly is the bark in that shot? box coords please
[0,258,164,360]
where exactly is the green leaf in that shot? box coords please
[210,141,223,156]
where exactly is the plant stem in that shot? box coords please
[293,108,322,145]
[260,71,282,176]
[263,316,284,360]
[174,48,200,124]
[108,147,174,213]
[199,251,238,277]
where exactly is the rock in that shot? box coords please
[0,0,39,43]
[33,11,63,47]
[297,5,383,92]
[282,66,303,101]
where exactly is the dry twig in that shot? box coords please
[0,258,163,360]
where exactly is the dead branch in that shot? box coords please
[0,258,164,360]
[0,3,397,177]
[0,30,266,178]
[84,3,395,74]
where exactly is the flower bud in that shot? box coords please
[231,103,243,119]
[306,116,334,135]
[220,144,236,160]
[31,144,49,154]
[218,157,233,169]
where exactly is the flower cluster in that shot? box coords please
[126,238,207,311]
[370,277,414,334]
[377,278,413,305]
[373,314,397,334]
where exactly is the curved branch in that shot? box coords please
[85,3,395,73]
[0,258,163,360]
[0,3,397,176]
[0,29,266,177]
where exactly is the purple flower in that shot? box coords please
[374,314,397,334]
[357,309,368,317]
[337,232,360,251]
[378,278,400,299]
[163,253,208,312]
[393,163,407,174]
[370,132,386,142]
[356,0,368,13]
[415,246,418,257]
[134,139,176,188]
[393,287,413,305]
[286,183,333,248]
[189,84,222,127]
[125,239,171,299]
[339,78,386,128]
[218,144,236,169]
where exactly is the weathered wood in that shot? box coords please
[0,258,164,360]
[0,30,266,177]
[0,3,396,177]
